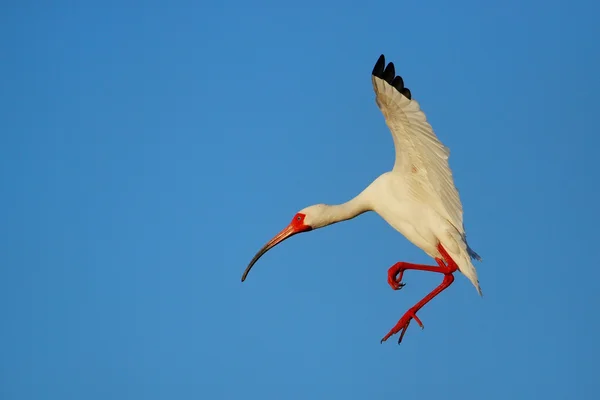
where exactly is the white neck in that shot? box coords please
[319,191,373,227]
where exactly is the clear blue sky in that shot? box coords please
[2,1,599,399]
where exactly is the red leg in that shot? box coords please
[381,244,458,344]
[387,260,449,290]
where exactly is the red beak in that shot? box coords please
[241,215,311,282]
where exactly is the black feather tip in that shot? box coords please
[371,54,412,100]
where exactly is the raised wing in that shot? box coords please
[371,54,464,232]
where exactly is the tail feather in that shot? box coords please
[461,225,482,262]
[467,243,482,262]
[442,229,483,296]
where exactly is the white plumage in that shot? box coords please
[242,54,482,344]
[371,66,482,295]
[372,74,463,231]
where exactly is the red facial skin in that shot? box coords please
[241,213,312,282]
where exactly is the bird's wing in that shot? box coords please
[371,54,464,232]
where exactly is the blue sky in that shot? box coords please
[1,1,599,399]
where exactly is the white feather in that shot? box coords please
[371,75,482,294]
[372,76,463,232]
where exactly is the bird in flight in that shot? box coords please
[241,54,482,344]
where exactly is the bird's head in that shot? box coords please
[241,204,330,282]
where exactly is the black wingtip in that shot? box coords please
[382,62,395,84]
[372,54,412,100]
[391,76,404,91]
[372,54,385,77]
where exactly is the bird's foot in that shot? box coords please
[387,259,455,291]
[380,308,424,344]
[387,262,406,290]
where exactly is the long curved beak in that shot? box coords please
[241,222,308,282]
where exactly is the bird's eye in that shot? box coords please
[296,216,301,221]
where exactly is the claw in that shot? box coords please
[387,263,407,290]
[387,272,405,290]
[380,309,423,344]
[412,313,424,329]
[398,322,410,344]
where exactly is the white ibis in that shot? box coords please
[242,54,482,344]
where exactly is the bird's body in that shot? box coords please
[369,172,463,261]
[300,171,481,294]
[242,54,482,344]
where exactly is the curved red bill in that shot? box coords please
[241,214,311,282]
